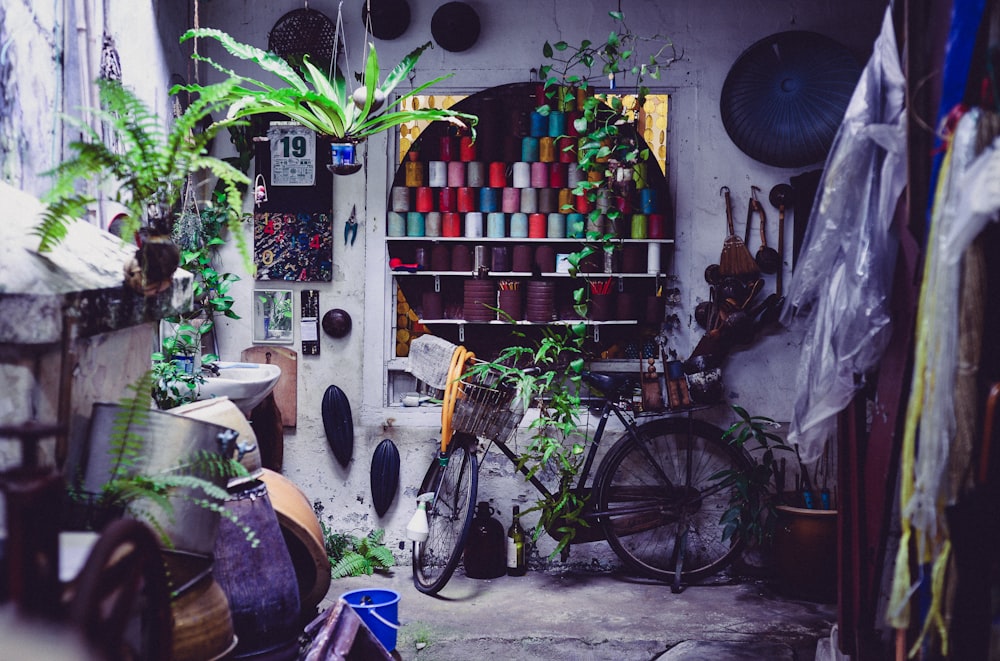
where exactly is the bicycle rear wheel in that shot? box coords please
[594,418,750,583]
[412,436,478,594]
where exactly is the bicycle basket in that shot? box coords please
[450,364,525,444]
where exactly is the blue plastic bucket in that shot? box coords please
[340,588,401,652]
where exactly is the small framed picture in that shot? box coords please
[254,289,294,344]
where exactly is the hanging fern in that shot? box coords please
[37,78,252,271]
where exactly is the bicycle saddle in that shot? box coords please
[581,371,632,399]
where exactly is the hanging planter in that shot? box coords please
[327,139,362,176]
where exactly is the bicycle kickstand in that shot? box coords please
[671,527,689,594]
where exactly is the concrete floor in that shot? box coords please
[321,568,838,661]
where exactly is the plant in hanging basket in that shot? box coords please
[179,29,478,144]
[36,78,252,286]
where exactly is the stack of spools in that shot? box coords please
[464,279,497,321]
[525,281,555,322]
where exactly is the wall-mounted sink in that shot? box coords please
[198,361,282,415]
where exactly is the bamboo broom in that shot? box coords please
[718,186,760,278]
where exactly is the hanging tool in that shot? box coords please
[768,184,794,296]
[344,204,359,245]
[718,186,760,278]
[751,187,779,274]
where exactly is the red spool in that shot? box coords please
[488,162,507,187]
[528,213,547,238]
[574,194,593,214]
[439,135,456,161]
[442,213,462,237]
[438,187,456,212]
[648,213,666,239]
[414,187,434,213]
[459,135,477,161]
[457,187,476,213]
[549,163,567,188]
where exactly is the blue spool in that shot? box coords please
[479,187,500,212]
[639,188,658,214]
[529,110,547,137]
[566,212,585,238]
[548,110,566,137]
[486,212,506,238]
[406,212,425,237]
[521,137,540,162]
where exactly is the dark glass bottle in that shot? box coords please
[506,505,527,576]
[464,502,506,579]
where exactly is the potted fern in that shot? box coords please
[178,29,478,171]
[36,78,252,295]
[321,524,396,579]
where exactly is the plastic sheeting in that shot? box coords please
[780,7,907,463]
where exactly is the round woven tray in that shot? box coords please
[268,8,337,65]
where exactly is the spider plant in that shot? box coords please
[36,78,252,272]
[178,28,478,142]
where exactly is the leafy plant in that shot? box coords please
[465,323,588,558]
[321,523,395,579]
[75,370,257,548]
[714,405,794,547]
[537,11,680,311]
[178,29,478,142]
[36,78,252,271]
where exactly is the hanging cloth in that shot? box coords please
[780,7,907,464]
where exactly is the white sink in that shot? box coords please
[198,361,282,414]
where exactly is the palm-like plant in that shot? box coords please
[178,28,477,142]
[36,77,251,271]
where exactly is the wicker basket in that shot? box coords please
[450,364,525,444]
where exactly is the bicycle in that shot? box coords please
[409,344,752,595]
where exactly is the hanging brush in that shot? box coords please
[718,186,760,278]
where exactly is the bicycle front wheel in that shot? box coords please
[412,437,478,594]
[594,418,751,583]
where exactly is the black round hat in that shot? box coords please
[431,2,481,53]
[720,31,861,168]
[361,0,411,41]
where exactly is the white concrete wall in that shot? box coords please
[199,0,886,567]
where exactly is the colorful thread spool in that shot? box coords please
[390,186,410,212]
[447,161,466,187]
[501,187,520,213]
[457,187,476,213]
[529,110,547,137]
[631,213,648,239]
[528,213,547,238]
[406,212,425,237]
[648,213,666,239]
[439,136,456,161]
[539,137,556,163]
[548,110,566,137]
[442,213,461,237]
[557,188,574,212]
[549,163,567,188]
[567,213,585,239]
[459,135,477,161]
[512,162,531,188]
[639,188,657,214]
[520,188,538,213]
[428,161,447,187]
[438,187,456,212]
[387,212,405,237]
[530,162,549,188]
[521,137,540,162]
[479,187,499,212]
[467,161,486,187]
[425,212,442,237]
[547,213,566,239]
[538,188,558,214]
[509,213,529,238]
[488,162,507,187]
[404,160,425,187]
[464,212,484,238]
[414,187,434,213]
[487,212,506,238]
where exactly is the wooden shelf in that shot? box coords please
[387,236,674,244]
[392,270,664,278]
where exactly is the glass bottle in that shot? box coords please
[506,505,527,576]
